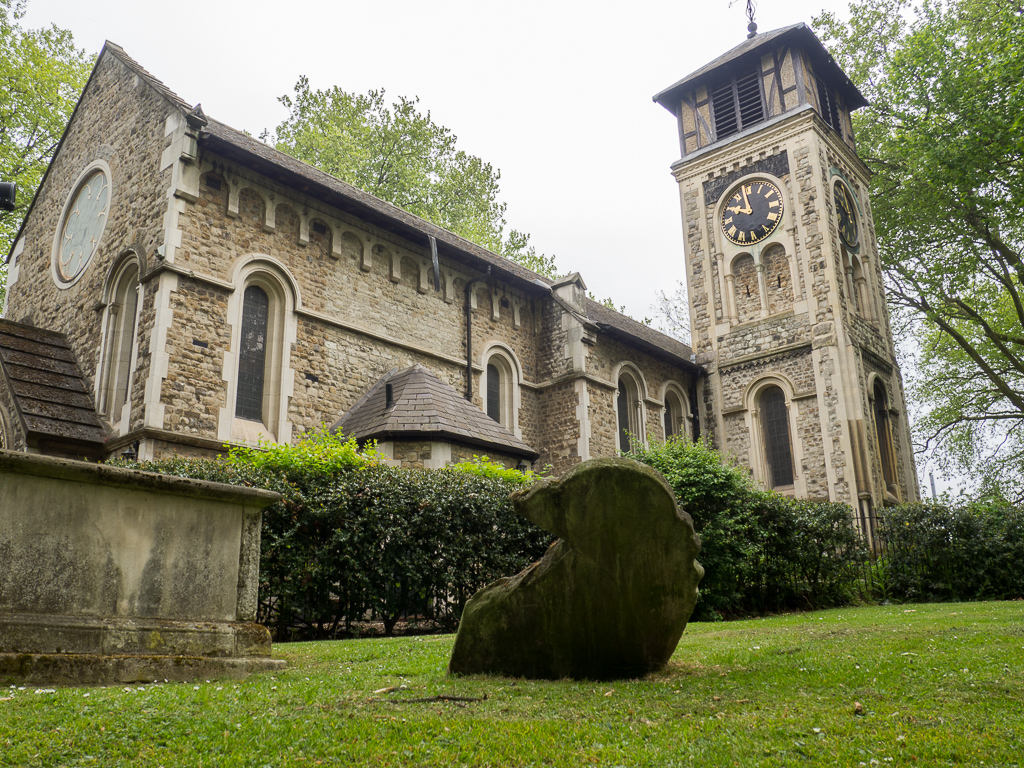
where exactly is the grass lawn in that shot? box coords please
[2,602,1021,767]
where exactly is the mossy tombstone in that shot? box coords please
[449,458,703,680]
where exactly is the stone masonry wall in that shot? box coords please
[449,443,521,470]
[167,164,547,450]
[585,334,698,457]
[161,277,230,437]
[535,380,579,476]
[5,53,175,437]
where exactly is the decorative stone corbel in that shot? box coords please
[417,261,430,294]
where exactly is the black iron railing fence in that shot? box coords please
[854,504,1024,604]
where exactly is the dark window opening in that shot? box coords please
[816,77,843,135]
[486,363,501,422]
[711,68,765,141]
[236,285,269,421]
[100,263,140,419]
[664,391,684,439]
[760,386,794,487]
[873,380,897,493]
[312,221,328,235]
[205,176,222,190]
[617,377,633,453]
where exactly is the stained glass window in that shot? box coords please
[236,285,269,421]
[486,363,501,422]
[618,378,632,453]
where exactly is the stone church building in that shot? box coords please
[0,23,918,535]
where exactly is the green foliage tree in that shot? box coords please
[0,0,92,310]
[814,0,1024,499]
[268,78,558,278]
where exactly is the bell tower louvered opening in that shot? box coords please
[816,76,843,136]
[711,68,766,141]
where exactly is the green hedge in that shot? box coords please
[878,500,1024,602]
[111,433,551,640]
[628,437,1024,616]
[112,430,1024,634]
[627,438,867,620]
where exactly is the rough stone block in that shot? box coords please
[448,457,703,680]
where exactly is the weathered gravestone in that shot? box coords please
[448,457,703,679]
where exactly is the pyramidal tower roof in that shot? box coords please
[332,365,538,460]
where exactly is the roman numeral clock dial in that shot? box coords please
[833,181,859,248]
[720,181,784,246]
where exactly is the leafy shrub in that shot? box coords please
[111,430,550,639]
[226,426,383,474]
[627,437,867,619]
[449,454,535,485]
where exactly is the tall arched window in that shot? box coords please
[482,349,518,432]
[486,362,501,422]
[760,385,794,488]
[224,262,296,445]
[873,379,898,499]
[663,387,688,440]
[236,285,269,421]
[616,371,644,452]
[97,257,140,428]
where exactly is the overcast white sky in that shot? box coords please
[22,0,957,493]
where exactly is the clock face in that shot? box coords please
[57,169,110,283]
[833,181,859,248]
[720,180,784,246]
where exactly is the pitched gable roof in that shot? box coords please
[0,319,107,457]
[332,364,538,460]
[653,23,867,112]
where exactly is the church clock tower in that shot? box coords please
[654,22,919,537]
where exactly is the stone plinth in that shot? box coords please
[0,450,285,684]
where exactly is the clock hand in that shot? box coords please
[740,186,753,214]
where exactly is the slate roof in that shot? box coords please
[0,319,107,457]
[653,23,868,112]
[332,365,538,460]
[585,298,700,373]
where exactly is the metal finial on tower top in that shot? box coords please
[746,0,758,38]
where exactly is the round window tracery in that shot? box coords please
[54,166,111,285]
